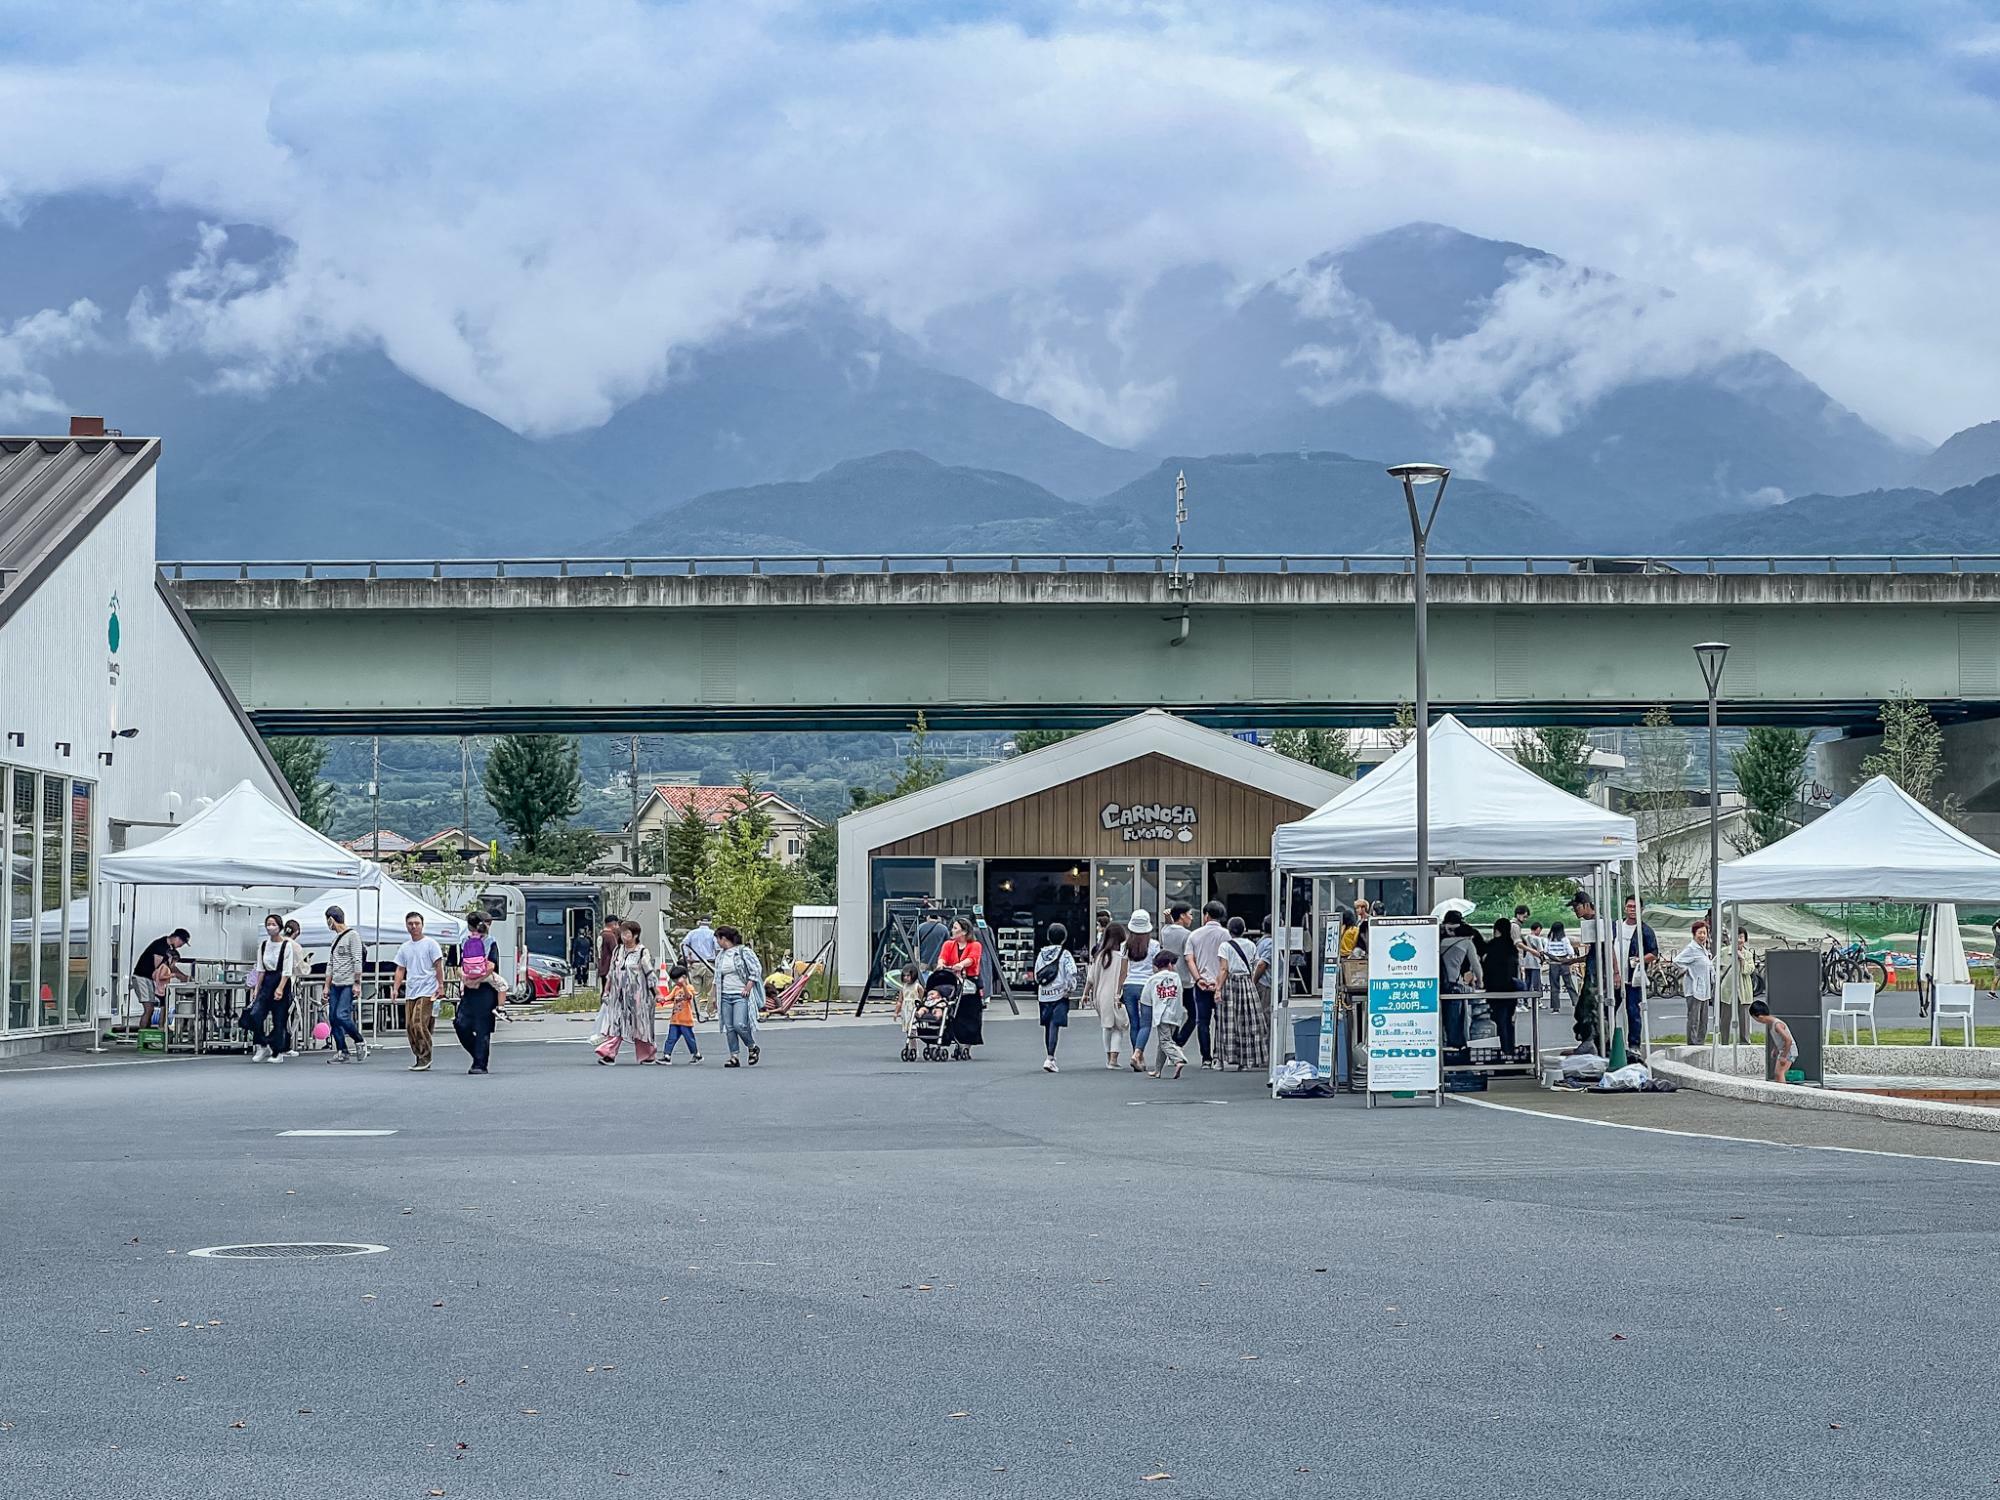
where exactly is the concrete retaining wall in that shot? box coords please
[1650,1047,2000,1133]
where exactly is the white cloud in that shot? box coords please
[0,299,99,425]
[0,1,1993,441]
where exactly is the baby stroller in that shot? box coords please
[901,968,964,1062]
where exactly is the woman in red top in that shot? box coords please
[938,916,986,1051]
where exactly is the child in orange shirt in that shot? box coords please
[661,964,703,1065]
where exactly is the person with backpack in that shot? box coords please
[322,906,367,1063]
[1213,916,1269,1071]
[456,911,506,1074]
[1034,921,1080,1074]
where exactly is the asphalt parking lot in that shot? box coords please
[5,1020,1999,1498]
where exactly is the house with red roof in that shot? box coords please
[630,784,822,866]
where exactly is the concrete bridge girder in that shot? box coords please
[165,569,2000,736]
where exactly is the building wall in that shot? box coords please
[872,755,1312,860]
[0,471,288,1035]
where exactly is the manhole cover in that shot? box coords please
[188,1242,388,1260]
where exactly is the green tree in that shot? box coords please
[1631,706,1694,895]
[1730,726,1811,853]
[1858,693,1957,817]
[890,712,948,798]
[800,823,838,904]
[1514,726,1592,797]
[666,799,716,928]
[1270,727,1357,778]
[482,734,582,852]
[1011,728,1077,755]
[706,773,804,957]
[268,735,333,830]
[1383,701,1418,750]
[491,823,605,874]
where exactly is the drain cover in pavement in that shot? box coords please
[188,1242,388,1260]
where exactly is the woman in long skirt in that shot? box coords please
[595,920,658,1065]
[1090,921,1132,1068]
[1213,917,1270,1071]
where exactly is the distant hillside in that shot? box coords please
[1093,451,1555,553]
[601,450,1148,555]
[1914,421,2000,493]
[1682,474,2000,553]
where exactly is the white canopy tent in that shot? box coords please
[1717,775,2000,905]
[1719,776,2000,1046]
[281,869,466,948]
[1269,716,1642,1086]
[97,780,382,1046]
[99,780,366,887]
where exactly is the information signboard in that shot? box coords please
[1318,914,1340,1077]
[1367,916,1440,1096]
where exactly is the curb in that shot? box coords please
[1651,1056,2000,1133]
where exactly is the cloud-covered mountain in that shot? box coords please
[928,224,1919,532]
[0,197,1945,557]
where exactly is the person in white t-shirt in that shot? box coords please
[393,912,445,1073]
[1140,948,1189,1080]
[1033,921,1080,1074]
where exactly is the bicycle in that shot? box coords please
[1820,935,1888,993]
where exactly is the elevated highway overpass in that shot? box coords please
[162,552,2000,736]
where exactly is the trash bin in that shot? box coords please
[1292,1012,1349,1084]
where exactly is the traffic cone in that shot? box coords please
[1607,1023,1628,1072]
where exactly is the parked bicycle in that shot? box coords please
[1821,934,1888,992]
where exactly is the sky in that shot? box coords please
[0,0,1997,445]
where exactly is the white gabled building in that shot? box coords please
[0,424,292,1054]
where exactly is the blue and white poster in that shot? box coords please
[1318,913,1340,1076]
[1367,917,1440,1094]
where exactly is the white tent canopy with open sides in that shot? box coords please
[1273,715,1638,873]
[99,780,366,887]
[1718,775,2000,905]
[281,869,466,948]
[1268,716,1642,1086]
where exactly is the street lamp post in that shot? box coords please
[1387,462,1452,915]
[1695,641,1730,1047]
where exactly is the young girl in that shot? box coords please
[660,963,703,1064]
[1542,921,1576,1012]
[895,963,924,1022]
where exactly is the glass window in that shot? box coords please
[39,773,64,1028]
[6,770,29,1031]
[68,780,91,1024]
[869,858,935,934]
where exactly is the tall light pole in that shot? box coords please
[1695,641,1730,1043]
[1388,462,1452,914]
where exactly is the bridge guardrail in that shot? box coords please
[160,552,2000,582]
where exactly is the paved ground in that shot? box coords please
[6,1021,2000,1499]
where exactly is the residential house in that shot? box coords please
[630,784,822,867]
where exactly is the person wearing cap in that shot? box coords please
[1565,891,1605,1052]
[1121,909,1159,1072]
[323,906,367,1063]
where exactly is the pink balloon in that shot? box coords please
[311,1021,331,1040]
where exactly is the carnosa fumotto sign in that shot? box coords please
[1100,801,1198,843]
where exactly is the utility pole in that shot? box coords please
[370,735,382,858]
[630,734,642,874]
[460,735,471,839]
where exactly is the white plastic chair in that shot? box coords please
[1935,982,1977,1048]
[1829,981,1878,1045]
